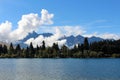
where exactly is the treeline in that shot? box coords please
[0,38,120,58]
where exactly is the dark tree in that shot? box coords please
[0,44,3,54]
[15,44,21,56]
[73,45,78,53]
[52,43,59,51]
[25,46,29,58]
[36,45,39,51]
[42,41,45,50]
[84,37,89,50]
[16,44,21,51]
[29,42,34,57]
[3,45,8,54]
[61,45,69,57]
[9,43,14,54]
[51,43,59,57]
[80,44,84,54]
[35,45,39,55]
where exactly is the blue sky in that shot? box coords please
[0,0,120,40]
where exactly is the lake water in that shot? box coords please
[0,59,120,80]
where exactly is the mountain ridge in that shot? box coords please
[15,31,105,47]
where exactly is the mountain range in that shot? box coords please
[14,31,104,48]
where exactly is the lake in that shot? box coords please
[0,59,120,80]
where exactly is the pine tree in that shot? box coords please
[73,45,78,53]
[29,42,34,57]
[34,45,39,57]
[15,44,21,57]
[0,44,3,54]
[3,45,8,54]
[42,41,45,50]
[25,46,29,58]
[84,37,89,50]
[61,45,68,57]
[9,43,14,54]
[52,43,59,57]
[16,44,21,51]
[52,43,59,51]
[80,44,84,54]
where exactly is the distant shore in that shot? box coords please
[0,38,120,58]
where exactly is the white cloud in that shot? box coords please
[9,9,54,41]
[41,9,54,25]
[83,32,98,38]
[61,26,86,36]
[0,21,12,42]
[39,26,86,37]
[84,32,120,40]
[25,27,66,47]
[98,33,120,40]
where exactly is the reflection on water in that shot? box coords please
[0,59,120,80]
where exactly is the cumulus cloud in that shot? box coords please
[0,9,54,42]
[9,9,54,41]
[0,21,12,42]
[41,9,54,25]
[25,27,66,47]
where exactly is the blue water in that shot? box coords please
[0,59,120,80]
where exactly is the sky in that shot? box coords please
[0,0,120,46]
